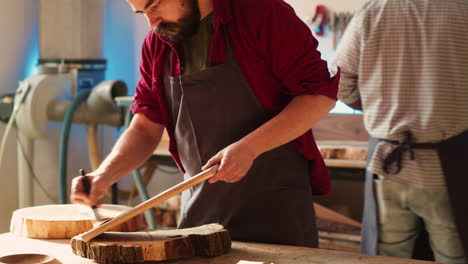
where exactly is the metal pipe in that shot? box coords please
[47,80,127,127]
[47,100,123,127]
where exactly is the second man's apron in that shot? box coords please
[163,28,318,247]
[361,130,468,258]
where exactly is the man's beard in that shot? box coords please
[154,0,200,41]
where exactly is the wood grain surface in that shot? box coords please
[10,204,147,239]
[71,224,231,263]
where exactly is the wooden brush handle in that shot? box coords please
[79,169,97,210]
[81,164,219,242]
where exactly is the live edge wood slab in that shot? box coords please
[71,223,231,263]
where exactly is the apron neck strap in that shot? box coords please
[221,24,235,62]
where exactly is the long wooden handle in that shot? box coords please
[81,165,219,242]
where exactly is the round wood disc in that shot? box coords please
[0,253,57,264]
[10,204,147,239]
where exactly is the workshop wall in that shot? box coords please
[103,0,143,93]
[0,1,39,233]
[285,0,367,58]
[286,0,367,19]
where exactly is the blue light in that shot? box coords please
[25,47,39,77]
[24,12,39,78]
[330,101,362,114]
[103,1,139,96]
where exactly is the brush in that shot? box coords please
[80,169,102,221]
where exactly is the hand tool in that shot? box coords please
[80,164,219,242]
[80,169,103,221]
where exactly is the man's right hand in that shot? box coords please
[69,114,165,206]
[70,172,110,207]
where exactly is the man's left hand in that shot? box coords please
[202,141,258,184]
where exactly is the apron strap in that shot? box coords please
[220,24,235,62]
[379,131,438,174]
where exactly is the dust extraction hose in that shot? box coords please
[58,89,92,204]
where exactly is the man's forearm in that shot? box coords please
[240,94,336,157]
[94,114,164,185]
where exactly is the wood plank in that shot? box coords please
[324,159,367,168]
[319,231,361,243]
[318,237,360,253]
[10,204,147,239]
[71,224,231,263]
[314,203,362,228]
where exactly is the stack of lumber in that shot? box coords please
[318,141,368,168]
[314,203,361,252]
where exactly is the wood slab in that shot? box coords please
[319,235,360,253]
[71,223,231,263]
[314,203,362,228]
[10,204,147,239]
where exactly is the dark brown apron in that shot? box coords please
[437,130,468,257]
[361,130,468,258]
[163,28,317,247]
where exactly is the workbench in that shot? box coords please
[0,233,438,264]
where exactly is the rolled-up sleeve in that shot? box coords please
[332,11,363,105]
[130,32,164,125]
[261,0,340,100]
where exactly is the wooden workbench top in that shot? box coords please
[0,233,438,264]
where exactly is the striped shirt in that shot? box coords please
[332,0,468,188]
